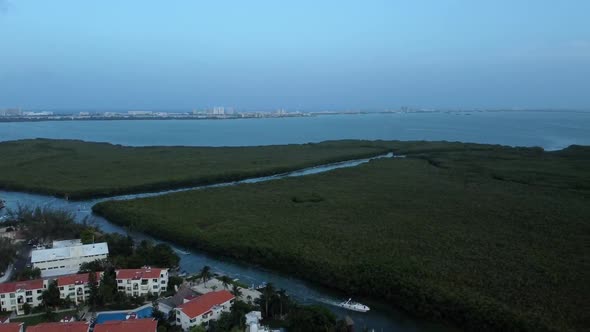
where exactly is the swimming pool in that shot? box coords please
[94,306,153,324]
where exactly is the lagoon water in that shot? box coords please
[1,111,589,331]
[1,111,589,150]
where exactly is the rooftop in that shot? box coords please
[31,242,109,263]
[116,268,165,280]
[57,272,101,287]
[0,323,23,332]
[52,239,82,248]
[26,322,89,332]
[177,290,234,319]
[0,279,44,293]
[169,284,198,307]
[93,318,157,332]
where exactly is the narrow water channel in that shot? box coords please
[0,154,454,332]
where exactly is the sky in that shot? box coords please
[0,0,589,111]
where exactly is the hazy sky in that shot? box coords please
[1,0,589,110]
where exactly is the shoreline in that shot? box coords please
[2,109,589,123]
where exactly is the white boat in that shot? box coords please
[338,298,370,312]
[173,248,190,255]
[252,281,267,290]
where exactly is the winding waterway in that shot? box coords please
[0,153,453,332]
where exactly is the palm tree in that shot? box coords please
[262,283,275,319]
[231,284,242,298]
[199,265,212,287]
[220,275,232,290]
[277,289,288,318]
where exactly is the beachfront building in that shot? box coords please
[26,322,89,332]
[0,322,24,332]
[115,267,169,297]
[31,239,109,277]
[0,279,47,315]
[175,290,235,331]
[57,272,103,305]
[94,318,157,332]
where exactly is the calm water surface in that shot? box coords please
[1,111,589,150]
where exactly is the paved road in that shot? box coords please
[0,245,32,283]
[0,264,13,283]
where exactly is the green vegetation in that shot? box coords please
[93,142,590,331]
[7,206,91,243]
[11,309,77,326]
[0,138,395,199]
[0,237,17,272]
[13,267,42,281]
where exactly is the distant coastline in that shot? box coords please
[1,109,587,123]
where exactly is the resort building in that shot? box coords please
[26,322,89,332]
[94,318,157,332]
[0,279,48,315]
[158,284,198,315]
[0,322,23,332]
[175,290,235,331]
[57,272,103,305]
[31,240,109,277]
[115,267,169,297]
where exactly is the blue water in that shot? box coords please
[94,306,153,324]
[1,111,589,150]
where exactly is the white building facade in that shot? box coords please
[175,290,234,331]
[115,268,169,297]
[58,272,103,305]
[0,279,48,315]
[31,240,109,277]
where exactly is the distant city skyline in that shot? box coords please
[1,1,589,110]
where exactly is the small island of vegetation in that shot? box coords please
[0,139,395,199]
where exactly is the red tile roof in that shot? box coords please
[57,272,101,287]
[177,290,235,319]
[0,323,23,332]
[26,322,88,332]
[93,318,157,332]
[116,268,164,280]
[0,279,44,294]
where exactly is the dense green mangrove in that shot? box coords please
[93,142,590,331]
[0,138,396,199]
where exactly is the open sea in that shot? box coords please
[1,111,589,150]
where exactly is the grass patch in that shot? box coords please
[0,139,399,199]
[93,142,590,331]
[12,309,77,326]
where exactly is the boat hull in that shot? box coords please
[338,304,370,312]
